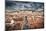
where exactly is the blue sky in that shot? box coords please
[6,1,44,10]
